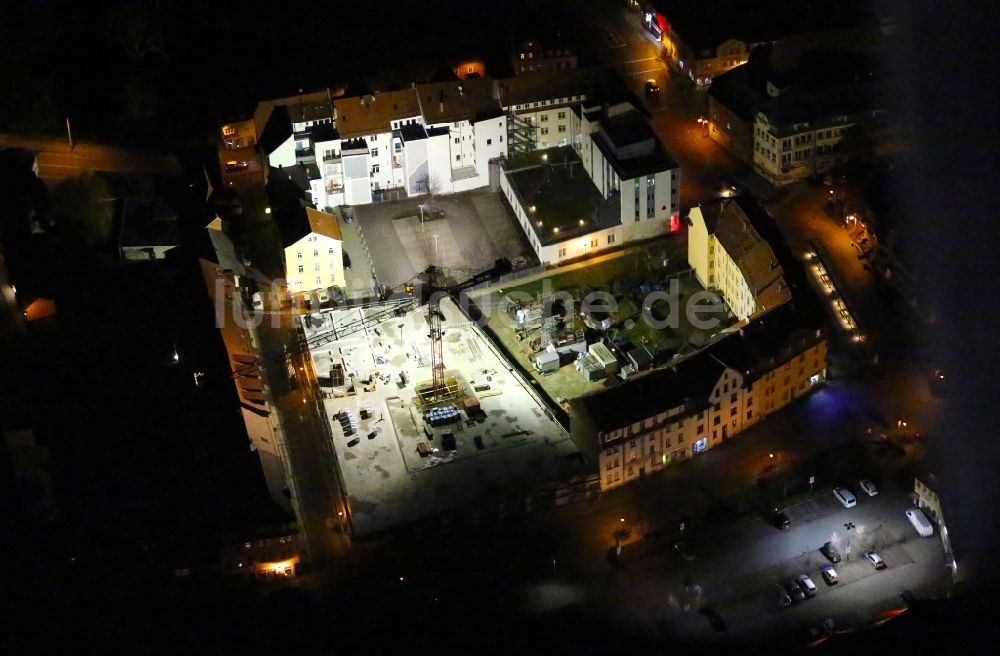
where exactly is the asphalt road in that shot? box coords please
[0,132,182,181]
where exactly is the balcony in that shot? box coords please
[295,147,315,161]
[392,155,403,169]
[323,152,341,162]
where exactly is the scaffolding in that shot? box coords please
[507,112,536,156]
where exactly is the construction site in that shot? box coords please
[301,279,583,535]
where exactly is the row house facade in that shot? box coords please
[250,69,614,210]
[574,305,827,491]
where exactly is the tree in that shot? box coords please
[107,0,166,60]
[49,175,115,250]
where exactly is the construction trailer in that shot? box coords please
[589,341,620,376]
[575,353,605,382]
[534,350,561,373]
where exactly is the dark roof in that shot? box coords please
[708,64,769,121]
[399,123,428,142]
[307,121,338,142]
[502,147,619,246]
[759,78,883,134]
[269,193,342,248]
[701,197,791,310]
[259,105,292,156]
[582,350,723,433]
[588,104,678,180]
[496,67,603,107]
[583,302,823,433]
[591,131,676,180]
[119,199,181,248]
[415,77,502,125]
[271,163,320,194]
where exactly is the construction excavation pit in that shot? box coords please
[302,296,583,535]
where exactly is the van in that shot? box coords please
[906,508,934,537]
[833,487,856,508]
[796,574,817,598]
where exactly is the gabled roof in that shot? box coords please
[334,88,422,139]
[258,105,293,156]
[495,67,602,107]
[703,197,790,309]
[415,77,502,125]
[273,200,343,249]
[581,351,724,433]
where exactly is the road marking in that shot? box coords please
[623,57,657,64]
[628,67,667,76]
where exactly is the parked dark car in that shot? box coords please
[700,606,727,632]
[767,506,791,530]
[342,250,352,270]
[820,541,842,564]
[786,580,806,602]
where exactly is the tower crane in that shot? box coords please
[417,257,512,405]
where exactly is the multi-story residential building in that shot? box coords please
[510,36,577,75]
[273,202,346,295]
[499,101,680,265]
[687,196,791,321]
[259,78,506,210]
[708,48,887,185]
[218,523,303,579]
[573,303,826,491]
[249,70,619,211]
[495,68,599,153]
[751,78,885,185]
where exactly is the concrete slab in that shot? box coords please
[303,297,581,535]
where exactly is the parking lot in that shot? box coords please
[586,480,950,647]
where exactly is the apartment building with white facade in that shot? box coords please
[499,101,681,265]
[573,303,826,491]
[687,196,792,321]
[250,69,621,212]
[258,77,506,211]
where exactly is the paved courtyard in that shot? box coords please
[302,297,583,535]
[352,190,537,292]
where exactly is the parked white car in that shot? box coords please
[859,479,878,496]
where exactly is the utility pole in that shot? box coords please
[65,116,75,150]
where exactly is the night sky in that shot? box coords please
[3,0,1000,652]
